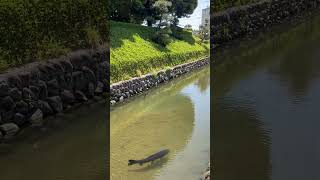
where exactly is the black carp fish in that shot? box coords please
[128,149,170,166]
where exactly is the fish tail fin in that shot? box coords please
[128,160,137,166]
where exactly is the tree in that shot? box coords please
[171,0,198,18]
[110,0,145,23]
[198,25,210,44]
[144,0,157,26]
[110,0,197,28]
[153,0,172,28]
[109,0,131,22]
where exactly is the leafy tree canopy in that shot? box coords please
[110,0,197,27]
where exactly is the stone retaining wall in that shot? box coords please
[0,49,109,140]
[110,58,209,105]
[212,0,320,46]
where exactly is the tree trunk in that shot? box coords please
[147,20,152,27]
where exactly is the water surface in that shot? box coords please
[111,67,210,180]
[213,13,320,180]
[0,102,107,180]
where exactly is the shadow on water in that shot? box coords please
[128,157,170,172]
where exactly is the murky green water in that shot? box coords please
[0,102,107,180]
[214,13,320,180]
[111,67,210,180]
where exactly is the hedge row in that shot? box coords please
[0,0,108,70]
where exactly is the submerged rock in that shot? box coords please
[30,109,44,126]
[0,123,19,138]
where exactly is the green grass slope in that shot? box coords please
[110,21,209,83]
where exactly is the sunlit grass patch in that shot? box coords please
[110,21,209,83]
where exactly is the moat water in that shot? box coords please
[111,67,210,180]
[0,102,108,180]
[213,13,320,180]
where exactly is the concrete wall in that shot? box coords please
[0,49,109,139]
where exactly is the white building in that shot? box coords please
[201,7,210,29]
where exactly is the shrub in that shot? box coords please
[0,0,108,70]
[171,26,184,40]
[85,27,102,49]
[35,38,70,60]
[151,27,172,46]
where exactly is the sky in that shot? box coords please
[179,0,210,30]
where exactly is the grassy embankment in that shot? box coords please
[110,21,210,83]
[0,0,108,71]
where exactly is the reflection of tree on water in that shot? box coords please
[268,14,320,100]
[271,42,320,100]
[213,98,271,180]
[214,12,320,99]
[195,68,210,93]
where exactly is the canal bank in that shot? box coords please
[110,57,209,105]
[0,49,109,141]
[212,0,320,49]
[213,8,320,180]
